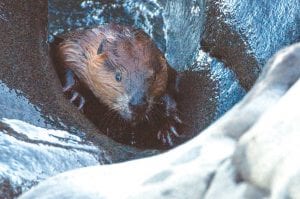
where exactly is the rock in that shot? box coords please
[19,136,236,199]
[204,160,266,199]
[201,0,300,90]
[163,0,205,69]
[0,118,103,197]
[233,44,300,198]
[1,0,299,198]
[216,43,300,140]
[201,0,260,90]
[19,42,300,199]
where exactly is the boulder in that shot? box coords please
[202,0,300,90]
[19,41,300,199]
[233,44,300,198]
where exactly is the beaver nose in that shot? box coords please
[129,95,148,116]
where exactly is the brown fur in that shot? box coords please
[56,24,169,120]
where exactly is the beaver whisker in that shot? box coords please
[104,114,114,131]
[101,111,114,131]
[111,106,122,112]
[101,108,113,120]
[109,112,119,128]
[112,104,130,116]
[109,113,118,128]
[145,114,150,123]
[118,115,126,129]
[101,108,116,126]
[102,108,114,118]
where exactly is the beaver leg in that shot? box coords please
[62,69,86,110]
[157,94,183,146]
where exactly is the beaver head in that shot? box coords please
[88,25,168,123]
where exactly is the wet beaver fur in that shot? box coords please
[51,24,185,148]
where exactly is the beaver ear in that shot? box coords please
[97,39,106,55]
[92,53,107,69]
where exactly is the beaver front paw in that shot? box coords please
[69,91,85,110]
[157,115,183,147]
[62,69,86,110]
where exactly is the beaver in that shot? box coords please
[51,24,184,147]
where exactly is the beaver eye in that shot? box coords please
[115,71,122,82]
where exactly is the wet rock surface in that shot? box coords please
[19,42,300,199]
[201,0,260,91]
[0,0,158,197]
[0,0,299,198]
[202,0,300,91]
[233,44,300,198]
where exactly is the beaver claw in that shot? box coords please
[156,93,184,147]
[62,69,86,110]
[157,117,182,146]
[69,91,85,110]
[63,88,86,110]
